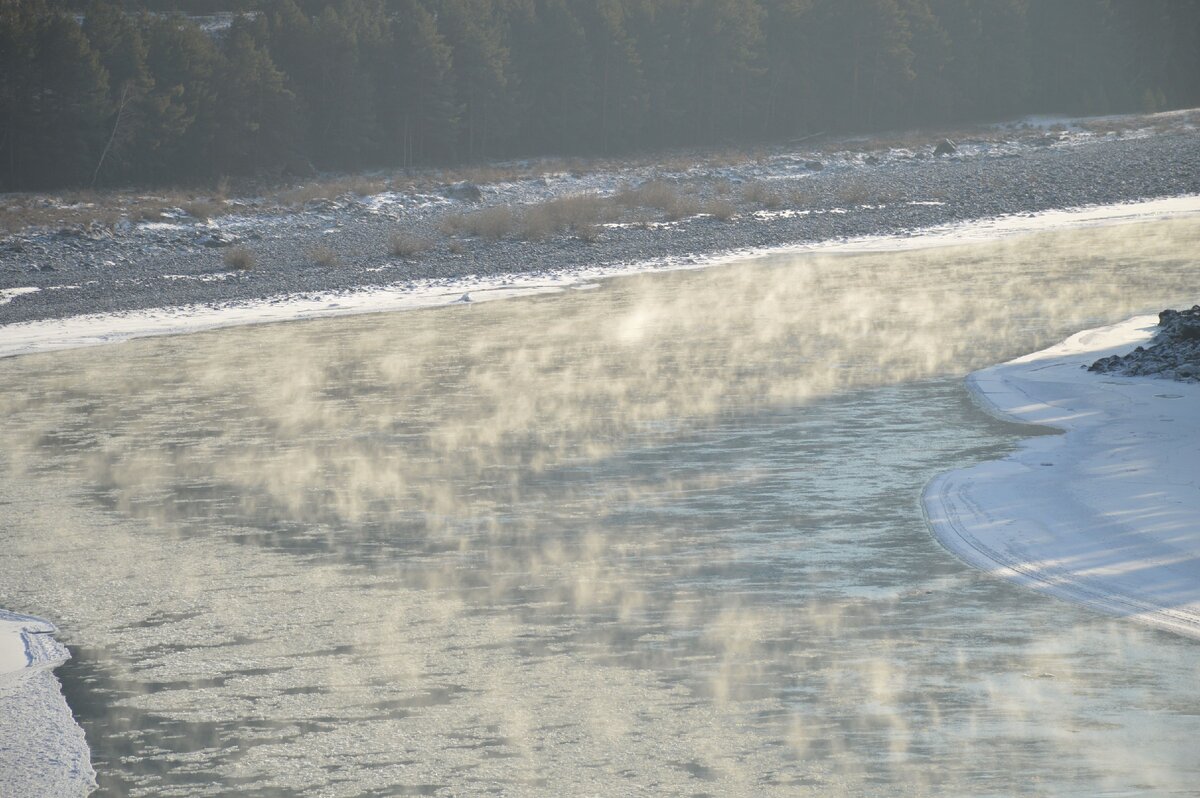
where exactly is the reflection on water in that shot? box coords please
[1,219,1199,796]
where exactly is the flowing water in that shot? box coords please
[2,219,1199,797]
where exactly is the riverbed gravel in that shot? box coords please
[2,118,1199,327]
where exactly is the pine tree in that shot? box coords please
[2,3,110,189]
[382,0,459,166]
[438,0,514,161]
[213,20,301,177]
[83,0,156,185]
[142,13,223,182]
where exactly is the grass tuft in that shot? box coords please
[389,230,433,257]
[224,247,255,270]
[309,245,339,268]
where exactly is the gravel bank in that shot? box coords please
[2,119,1199,327]
[1089,305,1200,381]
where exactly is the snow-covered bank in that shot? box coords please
[0,611,96,796]
[924,315,1200,640]
[3,194,1199,360]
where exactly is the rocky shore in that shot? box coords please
[1089,306,1200,381]
[2,111,1199,327]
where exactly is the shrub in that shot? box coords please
[519,203,557,241]
[741,180,784,208]
[615,180,680,211]
[389,230,433,258]
[574,222,601,242]
[702,198,736,221]
[309,245,339,267]
[224,247,255,270]
[441,205,515,240]
[182,199,223,221]
[518,194,611,240]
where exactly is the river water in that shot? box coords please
[1,219,1199,797]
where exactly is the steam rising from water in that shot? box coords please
[1,219,1199,796]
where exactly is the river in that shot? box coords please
[1,217,1198,796]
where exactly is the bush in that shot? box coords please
[702,198,736,221]
[574,222,601,242]
[309,245,339,267]
[441,205,515,240]
[615,180,680,211]
[518,194,611,241]
[741,180,785,209]
[224,247,255,270]
[389,230,433,258]
[182,199,223,221]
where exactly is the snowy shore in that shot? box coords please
[0,612,95,796]
[924,315,1200,640]
[2,194,1198,360]
[2,109,1199,328]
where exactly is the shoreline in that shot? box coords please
[2,193,1198,360]
[3,109,1199,330]
[0,611,96,796]
[924,315,1200,640]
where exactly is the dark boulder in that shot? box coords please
[933,139,957,156]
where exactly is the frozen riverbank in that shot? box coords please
[3,194,1199,360]
[2,109,1199,328]
[924,315,1200,640]
[0,611,95,796]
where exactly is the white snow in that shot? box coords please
[0,287,40,306]
[924,315,1200,640]
[0,611,96,796]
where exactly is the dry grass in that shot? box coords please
[834,179,907,206]
[388,230,433,258]
[309,245,339,268]
[740,180,786,208]
[702,198,737,221]
[518,194,613,241]
[0,190,206,234]
[615,180,678,210]
[181,199,224,221]
[276,177,387,209]
[224,247,255,270]
[614,180,702,220]
[439,205,516,240]
[573,221,601,242]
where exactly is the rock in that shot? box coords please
[444,182,483,202]
[198,231,238,248]
[1089,306,1200,381]
[933,139,957,156]
[805,160,824,171]
[864,155,881,166]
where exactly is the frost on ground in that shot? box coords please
[0,611,96,797]
[924,315,1200,640]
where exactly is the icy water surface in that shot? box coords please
[2,219,1200,796]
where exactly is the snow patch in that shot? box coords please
[0,287,40,306]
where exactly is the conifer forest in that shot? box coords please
[2,0,1199,191]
